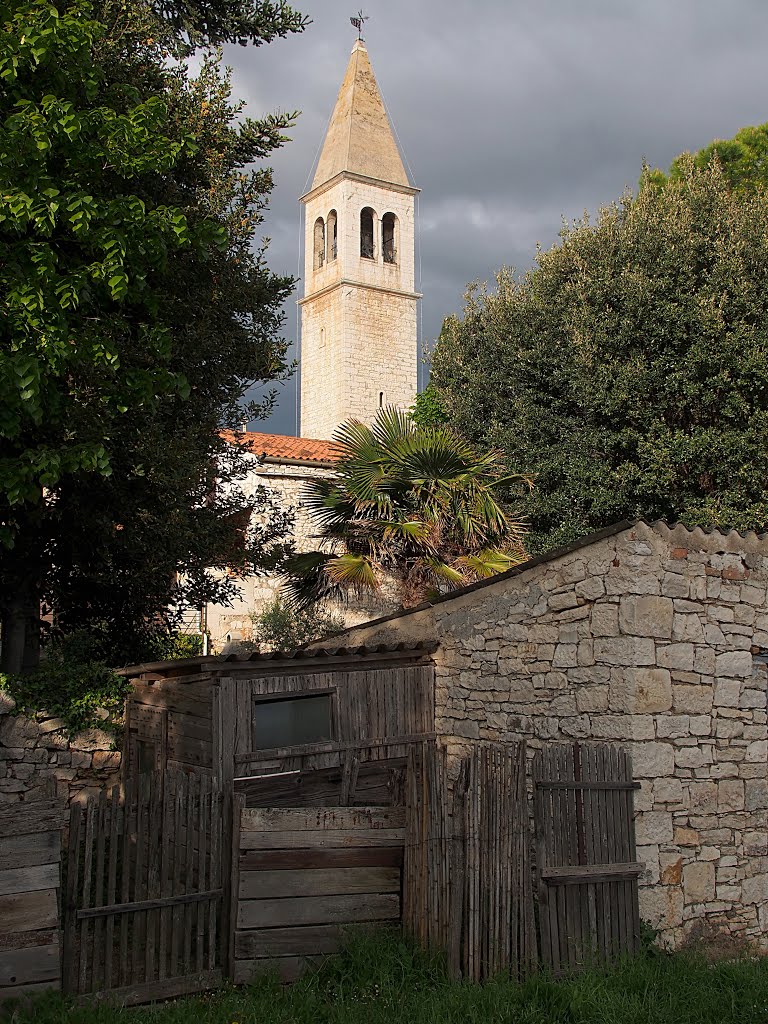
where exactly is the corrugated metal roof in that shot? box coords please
[118,640,436,678]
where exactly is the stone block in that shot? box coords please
[718,779,744,811]
[674,826,700,846]
[575,577,606,601]
[637,844,660,884]
[576,686,609,713]
[656,715,691,739]
[70,728,113,752]
[660,853,683,885]
[552,643,578,668]
[683,861,716,903]
[713,680,741,708]
[740,689,767,709]
[688,715,712,736]
[639,886,684,930]
[673,615,705,643]
[746,740,768,763]
[745,780,768,811]
[632,741,674,778]
[636,811,673,845]
[619,595,674,639]
[593,636,655,666]
[675,746,713,769]
[549,593,581,612]
[657,643,695,671]
[610,667,672,714]
[577,640,595,666]
[715,651,753,679]
[693,647,716,675]
[654,777,684,804]
[741,874,768,905]
[0,716,39,746]
[590,604,619,637]
[662,573,689,599]
[673,684,713,714]
[689,781,718,812]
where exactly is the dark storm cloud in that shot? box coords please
[233,0,768,434]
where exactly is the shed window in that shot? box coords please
[360,207,375,260]
[253,693,333,749]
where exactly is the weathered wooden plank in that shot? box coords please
[239,867,400,900]
[0,979,60,1003]
[0,863,59,898]
[129,684,212,717]
[0,930,56,952]
[536,780,641,791]
[239,847,404,871]
[235,733,437,765]
[240,806,406,832]
[0,801,66,838]
[84,969,222,1007]
[0,890,58,933]
[233,956,321,985]
[541,863,644,884]
[227,791,245,980]
[237,892,400,930]
[0,832,59,872]
[234,924,346,959]
[239,828,405,851]
[0,942,59,987]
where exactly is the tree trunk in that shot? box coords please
[0,588,41,675]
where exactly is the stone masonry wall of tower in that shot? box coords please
[299,40,419,440]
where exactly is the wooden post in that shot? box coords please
[227,792,246,980]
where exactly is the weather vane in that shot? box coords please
[350,10,368,41]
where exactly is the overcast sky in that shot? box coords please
[232,0,768,436]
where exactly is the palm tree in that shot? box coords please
[282,408,531,609]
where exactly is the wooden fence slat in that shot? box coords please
[104,786,120,990]
[78,796,96,994]
[63,801,82,995]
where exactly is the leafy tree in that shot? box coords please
[648,122,768,193]
[429,159,768,554]
[250,596,344,652]
[410,382,449,427]
[0,0,304,671]
[282,408,530,610]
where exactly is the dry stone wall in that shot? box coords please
[326,521,768,950]
[0,692,121,807]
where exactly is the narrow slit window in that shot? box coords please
[327,210,338,261]
[360,207,375,260]
[379,392,384,407]
[382,212,397,264]
[313,217,325,270]
[253,693,334,750]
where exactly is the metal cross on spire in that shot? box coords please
[349,9,368,40]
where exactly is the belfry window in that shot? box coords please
[313,217,325,270]
[327,210,338,261]
[360,207,375,260]
[382,212,397,264]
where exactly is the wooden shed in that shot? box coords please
[120,641,436,805]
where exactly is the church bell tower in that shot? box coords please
[299,38,420,440]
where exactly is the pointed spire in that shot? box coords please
[311,39,410,190]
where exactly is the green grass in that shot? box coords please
[9,930,768,1024]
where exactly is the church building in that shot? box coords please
[207,37,420,648]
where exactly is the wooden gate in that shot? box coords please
[231,801,405,982]
[533,743,642,974]
[63,771,223,1005]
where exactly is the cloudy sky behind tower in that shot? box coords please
[232,0,768,436]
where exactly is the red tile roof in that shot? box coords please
[222,430,340,465]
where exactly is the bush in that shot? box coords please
[251,596,345,652]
